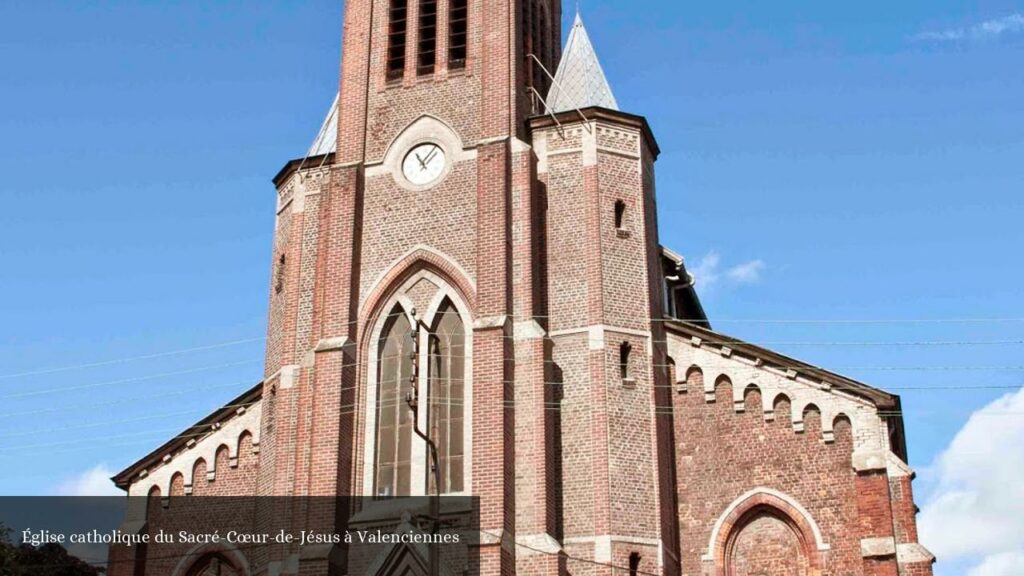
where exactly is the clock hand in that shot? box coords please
[423,146,440,166]
[415,153,428,170]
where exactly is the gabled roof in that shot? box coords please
[546,13,619,113]
[665,320,901,411]
[111,382,264,489]
[308,92,339,156]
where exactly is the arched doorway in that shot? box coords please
[725,507,811,576]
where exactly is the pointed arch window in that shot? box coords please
[375,306,414,497]
[370,292,471,499]
[427,300,465,493]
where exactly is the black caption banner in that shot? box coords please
[0,496,480,575]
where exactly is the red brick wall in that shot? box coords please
[728,512,811,576]
[673,374,863,575]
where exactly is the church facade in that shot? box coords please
[111,1,935,575]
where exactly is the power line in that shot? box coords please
[0,337,265,380]
[299,310,1024,324]
[0,403,255,440]
[1,349,1019,404]
[7,389,1021,458]
[0,400,260,455]
[674,316,1024,325]
[0,380,249,419]
[11,347,1024,396]
[2,312,1021,383]
[0,360,260,400]
[1,312,1021,386]
[0,380,1018,451]
[683,339,1024,347]
[479,528,662,576]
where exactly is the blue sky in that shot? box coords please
[0,2,1022,574]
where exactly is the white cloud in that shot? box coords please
[56,464,122,496]
[914,14,1024,42]
[968,552,1024,576]
[690,251,766,292]
[918,387,1024,575]
[691,251,721,290]
[726,259,766,284]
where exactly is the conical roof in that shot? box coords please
[307,93,339,156]
[546,13,618,113]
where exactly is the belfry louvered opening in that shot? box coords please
[531,1,549,93]
[522,0,550,101]
[448,0,468,69]
[387,0,408,80]
[418,0,438,75]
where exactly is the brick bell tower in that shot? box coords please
[263,0,675,573]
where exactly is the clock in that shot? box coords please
[402,142,446,186]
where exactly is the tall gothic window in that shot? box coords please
[387,0,408,80]
[448,0,468,68]
[375,307,414,497]
[418,0,438,75]
[428,300,465,493]
[371,294,469,498]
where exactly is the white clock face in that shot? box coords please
[402,143,446,186]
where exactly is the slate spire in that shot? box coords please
[546,12,619,113]
[308,93,339,156]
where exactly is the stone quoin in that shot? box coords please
[109,1,936,575]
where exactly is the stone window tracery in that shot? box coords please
[369,282,471,498]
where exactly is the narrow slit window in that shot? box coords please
[387,0,408,80]
[448,0,468,68]
[274,253,286,294]
[418,0,437,75]
[620,342,633,381]
[614,200,627,229]
[629,553,641,576]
